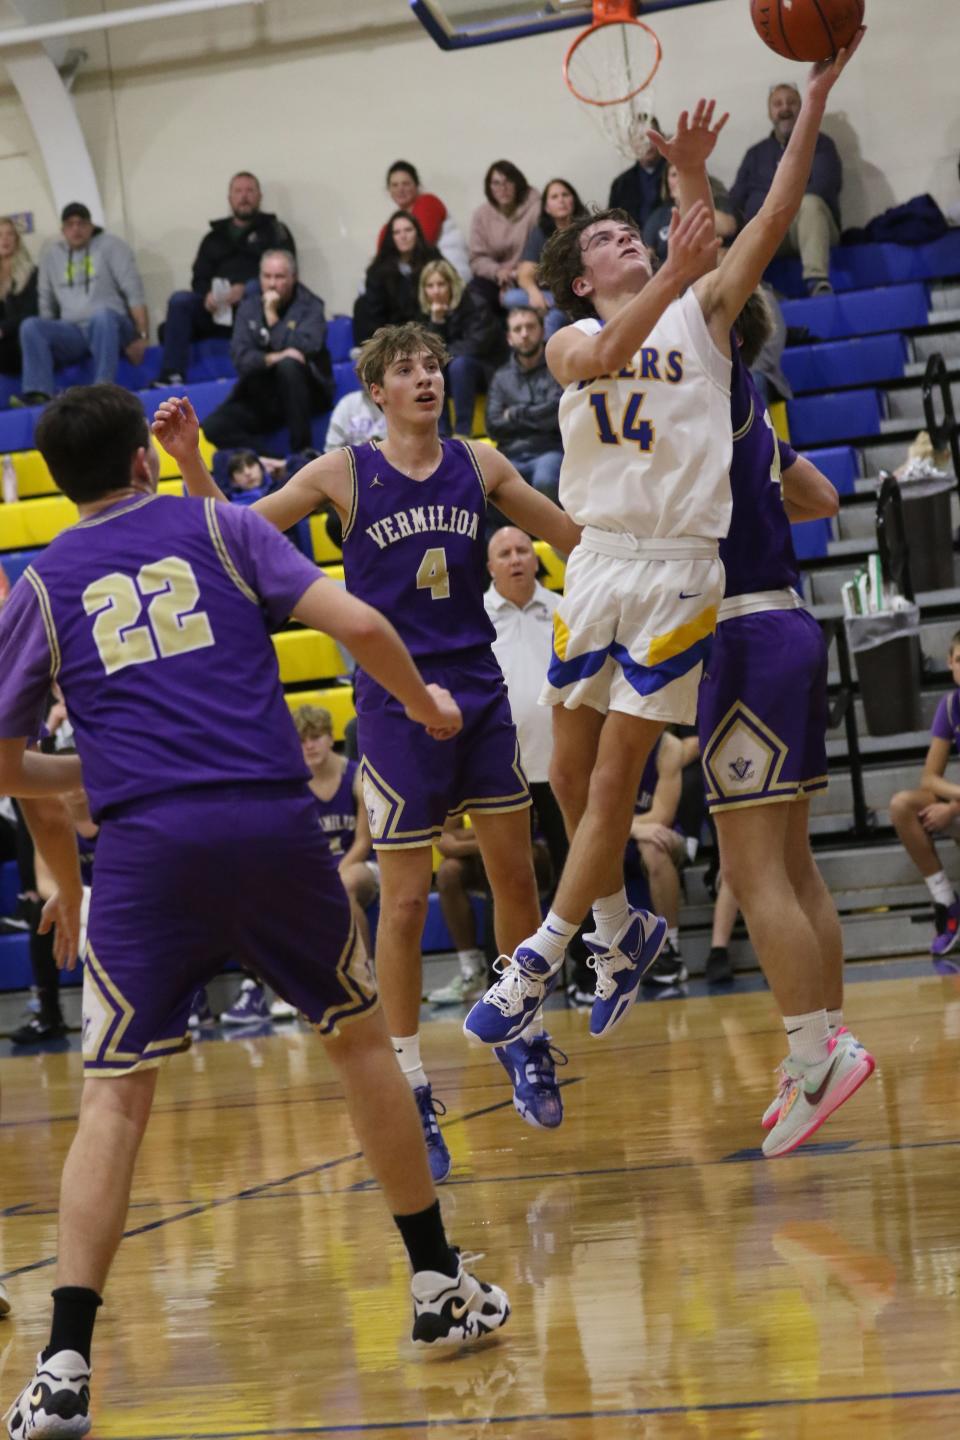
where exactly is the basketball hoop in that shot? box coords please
[563,0,663,160]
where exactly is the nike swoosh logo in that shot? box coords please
[451,1298,470,1320]
[804,1056,838,1107]
[545,926,565,937]
[678,590,702,600]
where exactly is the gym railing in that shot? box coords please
[922,351,960,491]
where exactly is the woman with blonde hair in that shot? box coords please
[0,217,38,375]
[418,257,506,437]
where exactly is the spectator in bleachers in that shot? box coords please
[730,83,841,295]
[0,218,37,376]
[419,258,506,437]
[485,308,563,503]
[515,178,588,338]
[625,732,688,990]
[607,118,666,231]
[890,632,960,966]
[469,161,540,310]
[353,212,441,345]
[154,171,295,388]
[324,379,387,450]
[378,161,446,248]
[203,249,332,456]
[643,164,737,264]
[15,203,148,405]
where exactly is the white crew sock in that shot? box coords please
[925,870,956,908]
[827,1007,844,1035]
[783,1009,831,1067]
[392,1033,428,1091]
[666,926,680,951]
[526,910,578,970]
[591,889,630,945]
[457,947,485,978]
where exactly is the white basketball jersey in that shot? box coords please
[557,287,733,539]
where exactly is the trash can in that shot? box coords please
[845,604,923,736]
[900,476,955,592]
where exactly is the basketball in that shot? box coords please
[750,0,864,62]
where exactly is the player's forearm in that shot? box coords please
[19,795,83,898]
[0,749,84,798]
[593,265,684,375]
[179,450,227,502]
[492,479,580,556]
[922,774,960,803]
[782,456,839,522]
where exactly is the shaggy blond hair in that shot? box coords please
[418,258,464,314]
[355,322,449,393]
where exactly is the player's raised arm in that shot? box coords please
[151,397,352,533]
[780,453,839,523]
[476,445,580,555]
[542,203,720,387]
[291,579,462,740]
[695,30,864,340]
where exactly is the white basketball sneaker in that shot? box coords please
[762,1031,875,1159]
[4,1350,92,1439]
[411,1254,510,1347]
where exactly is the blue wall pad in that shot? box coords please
[782,334,907,394]
[788,388,882,446]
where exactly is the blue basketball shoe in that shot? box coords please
[494,1031,566,1129]
[414,1083,452,1184]
[463,948,560,1046]
[585,909,668,1038]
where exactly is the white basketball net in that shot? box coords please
[565,21,660,160]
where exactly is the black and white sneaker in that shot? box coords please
[642,941,688,988]
[411,1255,510,1347]
[4,1350,91,1439]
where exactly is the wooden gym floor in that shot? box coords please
[2,967,960,1439]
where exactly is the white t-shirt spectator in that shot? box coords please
[483,579,559,783]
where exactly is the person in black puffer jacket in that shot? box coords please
[353,211,440,345]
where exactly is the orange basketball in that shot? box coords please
[750,0,864,62]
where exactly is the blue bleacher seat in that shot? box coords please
[0,408,38,453]
[259,412,331,457]
[421,892,485,954]
[788,388,883,446]
[790,517,832,560]
[333,361,362,404]
[799,445,859,495]
[767,232,960,299]
[0,932,32,990]
[327,315,354,365]
[0,548,42,580]
[139,379,230,424]
[187,337,235,382]
[0,860,19,915]
[781,283,930,341]
[782,334,907,394]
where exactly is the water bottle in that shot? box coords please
[1,455,17,505]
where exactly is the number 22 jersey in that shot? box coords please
[557,287,733,541]
[0,493,321,818]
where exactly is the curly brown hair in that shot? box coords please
[536,208,642,321]
[356,322,450,393]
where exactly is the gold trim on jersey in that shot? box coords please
[732,397,755,443]
[74,494,158,529]
[360,757,435,845]
[702,699,797,807]
[458,439,488,499]
[82,941,139,1065]
[341,446,360,541]
[449,736,530,816]
[22,568,61,679]
[313,912,381,1036]
[204,497,258,603]
[648,605,717,667]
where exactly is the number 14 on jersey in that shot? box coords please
[589,391,656,452]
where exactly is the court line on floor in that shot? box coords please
[0,1085,568,1282]
[96,1383,960,1437]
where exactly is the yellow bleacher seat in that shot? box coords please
[284,685,355,739]
[9,436,213,500]
[0,479,183,551]
[770,400,790,443]
[533,540,566,592]
[309,512,344,565]
[273,628,348,684]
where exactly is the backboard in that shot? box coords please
[411,0,719,51]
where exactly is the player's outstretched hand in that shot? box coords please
[806,25,865,102]
[663,200,721,285]
[647,98,729,172]
[151,396,201,463]
[408,683,463,741]
[39,887,83,971]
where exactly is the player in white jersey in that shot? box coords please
[465,41,865,1047]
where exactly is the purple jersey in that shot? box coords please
[720,342,800,598]
[313,758,360,856]
[931,691,960,754]
[341,439,495,659]
[0,493,321,819]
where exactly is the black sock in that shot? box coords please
[43,1286,102,1365]
[394,1200,458,1278]
[30,926,61,1020]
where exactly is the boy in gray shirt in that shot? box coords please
[15,202,148,404]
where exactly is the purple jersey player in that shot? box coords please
[890,632,960,967]
[0,385,510,1440]
[156,321,582,1178]
[696,290,875,1159]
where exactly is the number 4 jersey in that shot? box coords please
[0,493,321,818]
[341,438,496,659]
[557,287,733,541]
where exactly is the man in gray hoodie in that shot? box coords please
[16,202,148,405]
